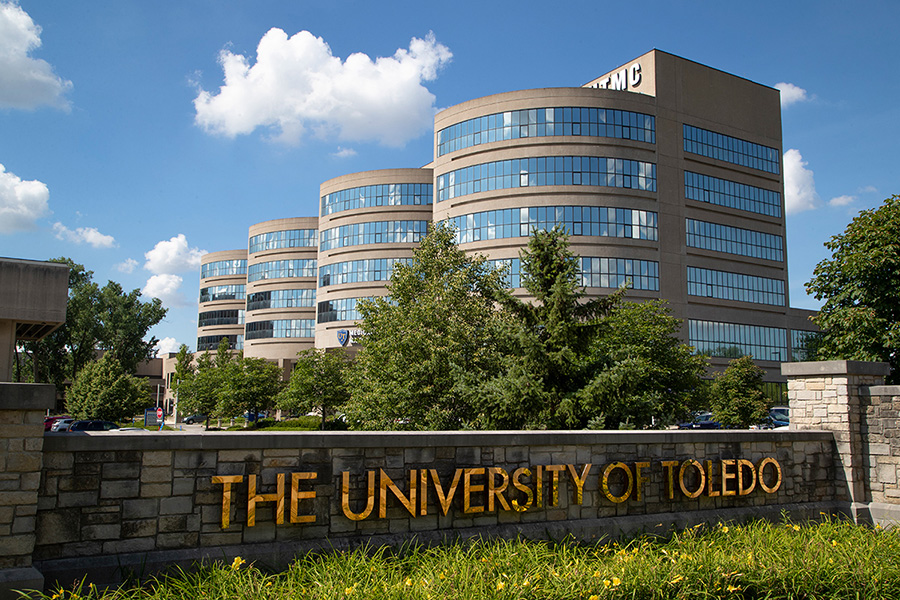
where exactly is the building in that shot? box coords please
[186,49,817,385]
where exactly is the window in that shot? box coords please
[321,183,433,216]
[319,221,429,251]
[201,260,247,279]
[247,260,317,282]
[248,229,317,253]
[246,289,316,311]
[689,320,787,362]
[683,125,780,174]
[687,267,784,306]
[684,171,781,217]
[686,219,783,262]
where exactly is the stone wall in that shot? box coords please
[33,429,838,588]
[861,386,900,507]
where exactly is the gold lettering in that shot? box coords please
[706,460,720,497]
[463,468,485,513]
[634,461,650,502]
[721,460,737,497]
[510,467,533,512]
[660,461,679,500]
[757,457,782,493]
[430,468,463,516]
[379,469,417,518]
[247,473,284,526]
[535,465,543,508]
[601,462,633,504]
[212,475,242,529]
[487,467,511,512]
[290,472,317,524]
[546,465,565,507]
[738,459,756,495]
[679,460,705,499]
[566,464,592,505]
[341,470,375,521]
[419,469,428,516]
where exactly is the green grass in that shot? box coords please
[29,516,900,599]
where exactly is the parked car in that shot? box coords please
[767,406,790,428]
[183,414,207,425]
[50,418,75,432]
[44,415,72,431]
[68,420,120,432]
[677,411,721,429]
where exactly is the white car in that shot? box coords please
[50,418,75,432]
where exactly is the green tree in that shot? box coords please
[709,356,769,428]
[279,349,351,429]
[96,282,167,373]
[345,222,508,430]
[218,356,283,420]
[806,195,900,382]
[65,353,150,421]
[176,339,232,428]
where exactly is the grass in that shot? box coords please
[30,516,900,599]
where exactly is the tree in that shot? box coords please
[279,349,351,429]
[709,356,769,428]
[65,353,150,421]
[96,281,167,373]
[176,339,231,428]
[217,356,283,420]
[806,195,900,382]
[345,222,509,430]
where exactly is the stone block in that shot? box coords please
[156,532,199,549]
[218,450,260,462]
[121,518,157,538]
[140,483,171,497]
[101,537,156,554]
[11,515,35,534]
[174,451,218,469]
[100,479,140,499]
[6,452,42,473]
[82,524,121,540]
[140,466,173,483]
[158,515,188,533]
[122,498,159,519]
[172,477,196,496]
[57,491,98,508]
[160,496,194,515]
[102,462,141,479]
[35,509,80,546]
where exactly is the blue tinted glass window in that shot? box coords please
[248,229,317,254]
[316,297,373,323]
[245,319,315,340]
[201,260,247,279]
[321,183,433,216]
[684,171,782,217]
[246,289,316,311]
[791,329,820,361]
[319,258,412,287]
[198,309,245,328]
[319,221,429,251]
[685,219,783,261]
[247,260,317,282]
[200,285,245,303]
[687,267,784,306]
[196,334,243,352]
[683,125,780,174]
[689,320,787,361]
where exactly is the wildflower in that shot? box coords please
[727,584,741,592]
[604,579,612,588]
[344,587,354,595]
[231,556,246,570]
[496,581,505,591]
[593,571,601,578]
[832,540,838,547]
[522,580,530,587]
[589,596,600,600]
[265,582,272,587]
[670,575,684,584]
[612,577,621,586]
[439,572,446,580]
[405,578,413,587]
[722,526,729,533]
[793,524,801,531]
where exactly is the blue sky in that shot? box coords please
[1,0,897,353]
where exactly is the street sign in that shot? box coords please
[156,407,163,420]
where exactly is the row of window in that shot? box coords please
[437,107,656,156]
[437,156,656,202]
[486,257,659,291]
[200,284,245,303]
[447,206,658,245]
[687,266,785,306]
[791,330,820,362]
[688,319,788,362]
[247,259,317,282]
[319,258,411,288]
[686,219,783,262]
[246,288,316,311]
[683,125,780,174]
[317,297,371,323]
[321,183,433,216]
[196,334,243,352]
[684,171,782,218]
[201,259,247,279]
[320,221,429,251]
[245,319,315,340]
[198,309,245,328]
[248,229,317,254]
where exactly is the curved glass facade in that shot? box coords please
[197,334,243,352]
[319,258,411,287]
[246,288,316,311]
[319,221,429,251]
[201,259,247,279]
[686,219,783,262]
[448,206,658,244]
[199,284,245,303]
[683,125,780,174]
[198,309,245,328]
[437,156,656,202]
[248,229,317,254]
[687,266,785,306]
[245,319,315,340]
[437,107,656,156]
[317,297,372,323]
[321,183,433,216]
[487,257,658,291]
[684,171,782,218]
[688,319,787,362]
[247,259,317,282]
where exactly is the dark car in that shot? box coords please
[678,411,721,429]
[69,420,120,432]
[183,414,207,425]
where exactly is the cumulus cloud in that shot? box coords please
[783,149,820,214]
[194,29,452,147]
[858,185,878,194]
[144,234,206,275]
[52,222,117,248]
[0,1,72,110]
[115,258,138,273]
[154,337,181,354]
[0,163,49,233]
[142,274,185,306]
[333,146,357,158]
[774,82,809,108]
[828,194,856,207]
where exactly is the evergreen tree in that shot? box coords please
[709,355,769,428]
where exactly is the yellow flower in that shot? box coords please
[722,526,729,533]
[439,572,446,580]
[604,579,612,588]
[832,540,838,547]
[496,581,505,591]
[593,571,601,578]
[405,578,413,587]
[612,577,621,586]
[727,584,741,592]
[589,596,600,600]
[231,556,246,570]
[670,575,684,584]
[522,580,530,587]
[793,524,801,531]
[344,587,354,595]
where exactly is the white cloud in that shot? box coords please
[774,82,809,108]
[858,185,878,194]
[0,163,50,233]
[144,234,206,275]
[194,29,452,147]
[52,222,117,248]
[142,274,185,307]
[115,258,138,273]
[154,337,181,354]
[333,146,357,158]
[828,194,855,207]
[0,1,72,110]
[783,149,820,214]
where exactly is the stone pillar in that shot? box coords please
[781,360,890,523]
[0,383,56,598]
